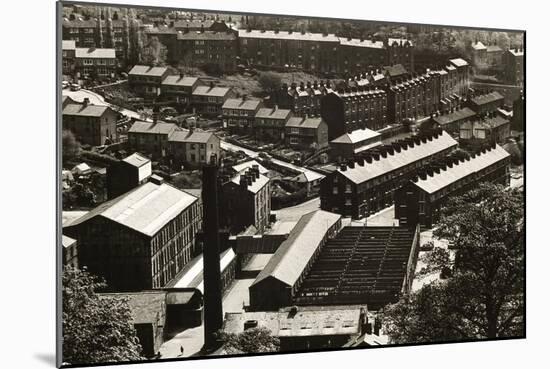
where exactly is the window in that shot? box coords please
[333,187,338,194]
[345,184,352,193]
[345,198,352,206]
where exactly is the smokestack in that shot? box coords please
[202,154,223,350]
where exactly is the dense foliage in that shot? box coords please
[383,183,524,343]
[62,267,144,365]
[216,327,280,354]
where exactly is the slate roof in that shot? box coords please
[232,160,269,175]
[65,182,198,237]
[339,38,384,49]
[122,153,150,168]
[230,171,270,194]
[285,117,324,129]
[62,235,77,249]
[177,31,236,41]
[255,107,292,120]
[128,65,168,77]
[128,121,178,135]
[414,144,510,194]
[161,75,198,87]
[223,305,362,337]
[487,45,503,53]
[238,29,339,42]
[63,103,112,117]
[449,58,469,68]
[432,107,476,126]
[192,85,231,97]
[251,210,341,288]
[168,130,216,144]
[75,47,116,59]
[384,64,408,78]
[338,131,458,184]
[331,128,381,144]
[222,98,262,110]
[470,91,504,106]
[62,40,76,50]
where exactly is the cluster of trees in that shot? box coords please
[382,183,524,343]
[216,327,280,354]
[62,267,144,365]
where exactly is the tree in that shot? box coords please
[62,267,144,365]
[216,327,280,354]
[258,72,282,94]
[141,36,167,66]
[383,183,524,343]
[62,130,81,165]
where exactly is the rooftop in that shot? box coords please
[62,40,76,51]
[121,153,150,168]
[161,75,199,87]
[65,182,198,237]
[384,64,408,78]
[223,305,363,337]
[128,121,179,135]
[232,160,269,175]
[449,58,469,68]
[238,29,339,42]
[338,131,458,184]
[177,31,236,41]
[387,38,413,47]
[222,98,262,110]
[192,85,231,97]
[339,38,384,49]
[414,145,510,194]
[432,107,476,126]
[62,103,112,118]
[251,210,341,288]
[470,91,505,106]
[99,291,166,324]
[62,235,77,249]
[230,171,270,194]
[128,65,168,77]
[168,129,216,144]
[285,116,324,129]
[487,45,503,53]
[331,128,381,144]
[255,107,292,120]
[472,41,487,50]
[75,47,116,59]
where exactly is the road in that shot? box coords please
[62,88,149,121]
[220,141,325,182]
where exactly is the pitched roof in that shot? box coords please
[331,128,381,144]
[99,291,166,324]
[177,31,236,41]
[75,47,116,59]
[63,103,112,118]
[62,235,77,248]
[251,210,341,287]
[128,65,168,77]
[432,107,476,126]
[65,182,198,237]
[238,29,339,42]
[232,160,269,175]
[222,98,262,110]
[384,64,408,78]
[255,107,292,120]
[462,115,510,130]
[223,305,362,337]
[508,49,524,56]
[487,45,503,52]
[414,145,510,194]
[338,131,458,184]
[470,91,504,106]
[339,38,384,49]
[161,75,198,87]
[230,171,270,194]
[472,41,487,50]
[62,40,76,50]
[285,116,324,129]
[174,19,215,29]
[168,129,216,144]
[128,121,178,135]
[449,58,469,67]
[122,153,151,168]
[192,85,231,97]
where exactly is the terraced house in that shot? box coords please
[284,116,329,150]
[62,98,118,146]
[128,65,170,98]
[222,97,264,134]
[74,47,117,78]
[168,129,221,167]
[253,106,293,142]
[191,83,235,117]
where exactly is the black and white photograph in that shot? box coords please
[55,0,525,367]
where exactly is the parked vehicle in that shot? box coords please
[70,83,80,91]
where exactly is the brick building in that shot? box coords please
[430,107,477,137]
[269,81,333,117]
[107,152,152,199]
[338,38,386,75]
[128,65,170,98]
[320,130,458,219]
[168,129,221,167]
[190,83,235,117]
[394,143,510,228]
[284,116,329,150]
[63,180,202,291]
[468,91,505,115]
[387,38,414,71]
[321,87,387,140]
[160,74,201,110]
[62,40,76,75]
[62,99,118,146]
[330,128,382,161]
[222,97,264,134]
[253,106,293,142]
[471,41,487,67]
[504,48,525,87]
[74,47,117,79]
[176,28,238,73]
[459,113,511,144]
[486,44,504,66]
[221,166,271,234]
[127,120,179,159]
